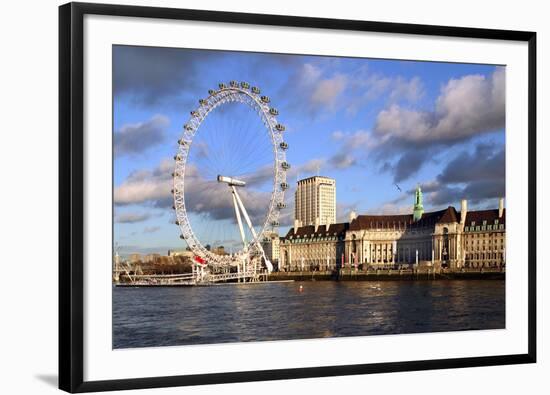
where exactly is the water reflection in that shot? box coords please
[113,280,505,349]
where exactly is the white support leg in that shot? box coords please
[231,189,247,250]
[232,186,258,240]
[232,186,273,273]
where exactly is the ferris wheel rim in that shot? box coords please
[172,82,288,267]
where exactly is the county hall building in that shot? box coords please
[277,176,506,271]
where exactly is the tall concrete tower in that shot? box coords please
[413,185,424,222]
[294,176,336,228]
[460,199,468,224]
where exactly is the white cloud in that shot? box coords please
[114,158,173,206]
[114,159,274,225]
[330,153,356,169]
[283,63,348,116]
[115,212,151,223]
[114,114,169,155]
[301,63,322,85]
[310,74,347,110]
[285,158,326,180]
[283,61,425,118]
[327,68,505,181]
[389,76,424,103]
[374,105,433,142]
[374,68,505,144]
[346,73,424,114]
[143,226,161,234]
[327,130,376,169]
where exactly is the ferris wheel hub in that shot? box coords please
[217,175,247,187]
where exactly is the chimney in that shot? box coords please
[349,210,357,223]
[499,198,504,218]
[294,219,301,230]
[460,199,468,224]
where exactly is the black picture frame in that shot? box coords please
[59,2,537,392]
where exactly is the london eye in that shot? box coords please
[172,81,289,274]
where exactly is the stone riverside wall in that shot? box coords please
[268,268,505,281]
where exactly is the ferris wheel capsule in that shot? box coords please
[281,161,291,170]
[240,81,250,89]
[190,110,199,117]
[208,89,216,95]
[279,142,288,150]
[277,202,287,209]
[260,95,270,103]
[280,182,289,190]
[230,80,238,87]
[269,108,279,116]
[251,86,260,94]
[199,99,207,105]
[275,124,285,131]
[219,82,227,89]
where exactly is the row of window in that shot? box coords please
[466,239,504,245]
[465,224,505,232]
[284,237,341,243]
[464,247,504,252]
[465,253,504,260]
[470,219,500,227]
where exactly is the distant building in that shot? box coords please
[279,223,348,271]
[261,231,281,266]
[461,198,506,267]
[144,253,161,263]
[128,253,142,263]
[212,246,227,256]
[279,186,506,271]
[168,249,193,258]
[294,176,336,229]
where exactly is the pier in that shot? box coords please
[115,267,504,286]
[115,269,269,286]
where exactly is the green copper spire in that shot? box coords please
[413,185,424,222]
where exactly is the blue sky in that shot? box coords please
[113,45,505,256]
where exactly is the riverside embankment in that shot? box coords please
[268,268,505,281]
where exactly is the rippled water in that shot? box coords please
[113,280,505,349]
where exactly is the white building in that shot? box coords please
[280,187,506,271]
[294,176,336,228]
[261,231,280,267]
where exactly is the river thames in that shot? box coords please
[113,280,505,349]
